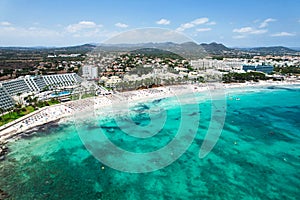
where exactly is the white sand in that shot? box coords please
[1,80,299,142]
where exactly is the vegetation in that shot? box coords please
[48,99,60,106]
[130,48,184,60]
[0,45,91,80]
[222,72,267,83]
[34,99,60,108]
[0,106,35,126]
[274,66,300,74]
[0,99,60,127]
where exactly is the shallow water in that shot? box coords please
[0,85,300,199]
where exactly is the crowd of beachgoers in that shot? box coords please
[0,80,299,143]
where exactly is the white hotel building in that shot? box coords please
[82,65,98,79]
[0,73,82,111]
[190,59,244,71]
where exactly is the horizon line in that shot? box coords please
[0,42,299,49]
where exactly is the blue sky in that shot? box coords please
[0,0,299,47]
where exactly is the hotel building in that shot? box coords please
[82,65,98,79]
[0,87,15,111]
[0,73,82,111]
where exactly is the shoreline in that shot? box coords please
[0,80,299,145]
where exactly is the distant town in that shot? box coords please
[0,42,300,125]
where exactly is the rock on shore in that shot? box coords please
[0,141,8,161]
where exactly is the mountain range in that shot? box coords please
[0,42,299,59]
[91,42,299,59]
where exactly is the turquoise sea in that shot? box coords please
[0,85,299,199]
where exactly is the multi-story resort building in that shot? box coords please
[42,73,82,89]
[0,73,82,111]
[190,59,245,71]
[0,87,15,111]
[82,65,99,80]
[242,65,274,74]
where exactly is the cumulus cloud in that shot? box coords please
[232,18,275,39]
[0,20,125,46]
[176,17,210,31]
[196,28,212,32]
[191,18,209,25]
[0,21,12,26]
[104,28,190,44]
[233,27,267,34]
[0,26,62,39]
[156,19,170,25]
[233,35,246,39]
[259,18,276,28]
[207,21,216,25]
[271,32,296,37]
[115,22,129,28]
[66,21,101,33]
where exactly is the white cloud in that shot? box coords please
[1,27,16,31]
[271,32,296,37]
[191,18,209,25]
[249,29,268,34]
[259,18,276,28]
[181,23,194,29]
[196,28,212,32]
[0,21,12,26]
[66,21,101,33]
[115,22,128,28]
[0,20,118,46]
[104,28,190,44]
[0,26,62,39]
[233,27,252,33]
[232,19,274,39]
[253,19,260,24]
[233,27,267,34]
[176,17,210,31]
[156,19,170,25]
[233,35,246,39]
[207,21,216,25]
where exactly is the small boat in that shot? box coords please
[236,98,240,101]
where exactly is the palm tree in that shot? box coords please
[176,77,182,84]
[128,81,134,90]
[30,97,39,109]
[170,77,175,85]
[17,92,22,105]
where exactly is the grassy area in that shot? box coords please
[48,99,60,106]
[35,99,60,108]
[0,106,35,126]
[0,99,60,127]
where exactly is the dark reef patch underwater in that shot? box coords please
[0,86,299,199]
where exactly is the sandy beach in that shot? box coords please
[0,80,299,142]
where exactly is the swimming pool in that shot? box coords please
[50,91,71,97]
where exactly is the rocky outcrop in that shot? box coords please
[0,188,9,199]
[0,141,8,161]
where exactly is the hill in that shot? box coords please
[248,46,297,55]
[200,42,231,54]
[130,48,184,60]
